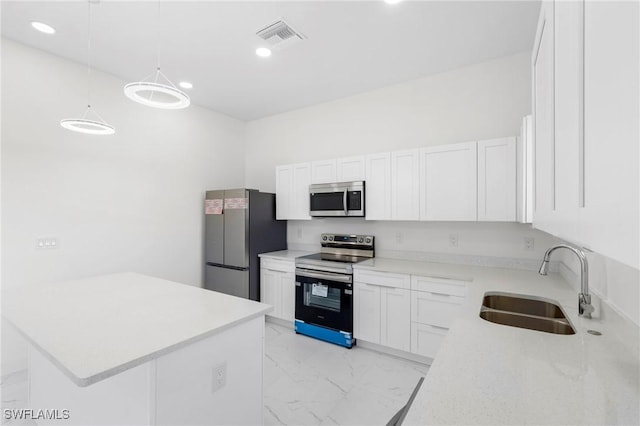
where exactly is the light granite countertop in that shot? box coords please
[2,272,272,387]
[354,258,640,425]
[258,250,313,260]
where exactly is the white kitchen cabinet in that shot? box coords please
[380,286,411,352]
[311,159,337,184]
[477,137,516,222]
[354,270,411,351]
[275,163,311,220]
[410,275,467,359]
[365,152,392,220]
[391,149,420,220]
[336,156,366,182]
[419,141,477,221]
[260,258,296,322]
[517,115,533,223]
[530,0,639,268]
[353,281,382,344]
[532,1,556,229]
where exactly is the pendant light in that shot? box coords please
[60,0,115,135]
[124,1,190,109]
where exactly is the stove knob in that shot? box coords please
[358,237,364,243]
[322,235,328,241]
[329,236,334,241]
[365,237,372,244]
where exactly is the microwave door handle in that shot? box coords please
[343,189,348,216]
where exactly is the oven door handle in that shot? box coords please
[343,189,348,216]
[295,268,353,283]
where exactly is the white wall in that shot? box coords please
[1,39,245,374]
[245,52,532,192]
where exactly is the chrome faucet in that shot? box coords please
[538,243,594,319]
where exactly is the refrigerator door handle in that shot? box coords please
[206,262,249,271]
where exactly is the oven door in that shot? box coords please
[309,182,365,217]
[295,268,353,332]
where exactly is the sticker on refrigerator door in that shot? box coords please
[205,199,223,215]
[224,198,248,209]
[311,283,328,297]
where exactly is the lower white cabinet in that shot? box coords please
[409,275,467,359]
[260,258,295,322]
[354,270,411,351]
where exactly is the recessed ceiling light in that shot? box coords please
[256,47,272,58]
[31,21,56,34]
[179,81,193,90]
[384,0,403,4]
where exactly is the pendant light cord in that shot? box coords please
[86,0,92,108]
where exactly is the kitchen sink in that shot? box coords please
[479,292,576,335]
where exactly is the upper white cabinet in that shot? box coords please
[365,152,392,220]
[477,137,516,222]
[275,163,311,220]
[391,149,420,221]
[419,142,477,221]
[311,159,337,184]
[517,116,534,223]
[336,156,366,182]
[531,0,639,268]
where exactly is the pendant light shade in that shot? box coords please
[125,1,190,110]
[61,0,114,135]
[124,68,190,109]
[60,105,115,135]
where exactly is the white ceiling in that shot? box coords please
[1,1,541,121]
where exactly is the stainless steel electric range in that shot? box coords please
[294,233,374,348]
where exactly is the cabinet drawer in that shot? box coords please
[354,270,410,289]
[410,275,467,296]
[411,291,464,328]
[261,258,295,273]
[411,323,448,359]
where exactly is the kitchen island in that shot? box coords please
[2,272,272,425]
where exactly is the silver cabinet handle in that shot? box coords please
[429,292,451,297]
[430,324,449,331]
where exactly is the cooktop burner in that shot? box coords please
[295,233,375,274]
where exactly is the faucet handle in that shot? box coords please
[579,293,594,318]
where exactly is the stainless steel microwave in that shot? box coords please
[309,181,365,217]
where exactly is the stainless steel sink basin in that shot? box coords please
[479,292,576,335]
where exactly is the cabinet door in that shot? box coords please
[411,323,448,359]
[478,137,516,221]
[353,282,381,344]
[275,165,292,220]
[279,272,296,322]
[517,116,534,224]
[365,152,391,220]
[260,269,280,318]
[337,156,366,182]
[291,163,311,220]
[311,159,337,184]
[420,141,478,221]
[380,287,411,352]
[391,149,420,220]
[411,291,464,329]
[532,2,555,226]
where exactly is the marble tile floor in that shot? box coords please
[0,322,429,426]
[263,322,429,425]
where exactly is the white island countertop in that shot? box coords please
[2,272,272,387]
[354,258,640,425]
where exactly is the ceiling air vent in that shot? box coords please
[256,19,305,50]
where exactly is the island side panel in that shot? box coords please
[29,348,153,426]
[154,316,265,426]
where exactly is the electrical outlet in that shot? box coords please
[395,232,403,244]
[524,237,535,251]
[36,237,58,250]
[449,234,459,247]
[211,362,227,394]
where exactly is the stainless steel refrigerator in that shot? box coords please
[204,188,287,301]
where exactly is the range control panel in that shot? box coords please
[320,233,374,247]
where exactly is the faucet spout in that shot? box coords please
[538,243,593,319]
